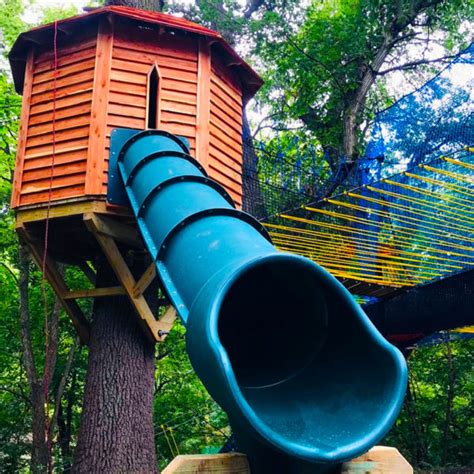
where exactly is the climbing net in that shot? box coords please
[263,148,474,290]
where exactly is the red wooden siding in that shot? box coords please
[12,18,248,211]
[100,29,199,193]
[16,36,97,207]
[208,55,243,208]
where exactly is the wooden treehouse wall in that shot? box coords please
[13,33,97,207]
[12,16,246,210]
[209,54,243,207]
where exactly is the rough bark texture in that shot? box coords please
[105,0,164,12]
[72,259,157,473]
[18,244,62,473]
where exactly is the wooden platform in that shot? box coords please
[163,447,413,473]
[16,199,176,344]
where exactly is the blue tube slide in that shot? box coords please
[110,129,408,472]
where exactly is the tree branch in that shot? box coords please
[18,244,38,389]
[377,54,457,75]
[49,338,78,437]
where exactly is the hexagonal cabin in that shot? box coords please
[10,5,262,211]
[9,6,262,343]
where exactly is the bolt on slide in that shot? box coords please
[109,129,408,473]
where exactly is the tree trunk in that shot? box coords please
[72,259,158,473]
[30,383,48,473]
[105,0,164,11]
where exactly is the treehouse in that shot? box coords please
[9,6,262,343]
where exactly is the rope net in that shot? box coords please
[241,43,473,300]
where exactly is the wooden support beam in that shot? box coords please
[163,447,413,474]
[17,224,90,345]
[76,261,96,285]
[133,262,156,298]
[86,212,143,249]
[84,213,175,342]
[15,199,131,226]
[63,286,126,299]
[342,446,413,473]
[163,453,250,474]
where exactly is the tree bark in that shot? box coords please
[105,0,164,11]
[72,259,158,473]
[18,244,62,473]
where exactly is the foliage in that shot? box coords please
[385,338,474,469]
[0,0,472,471]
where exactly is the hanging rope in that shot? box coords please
[40,19,59,474]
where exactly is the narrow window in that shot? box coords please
[147,65,160,129]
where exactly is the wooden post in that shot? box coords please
[163,447,413,474]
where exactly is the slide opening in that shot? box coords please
[218,258,328,389]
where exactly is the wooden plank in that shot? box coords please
[210,112,243,143]
[28,102,92,126]
[33,58,96,86]
[17,224,90,344]
[210,74,242,111]
[108,102,146,118]
[113,32,198,62]
[341,446,413,473]
[209,160,242,185]
[21,173,85,195]
[28,114,91,138]
[160,88,197,105]
[162,79,197,94]
[110,68,147,86]
[209,147,242,171]
[26,125,90,148]
[15,200,129,225]
[133,263,156,298]
[35,37,97,67]
[109,90,147,107]
[84,213,173,342]
[113,46,197,71]
[63,286,126,299]
[161,99,196,116]
[30,91,92,116]
[11,49,35,208]
[22,160,87,182]
[19,184,85,206]
[89,213,143,248]
[210,93,242,130]
[210,124,242,155]
[196,38,211,170]
[30,82,93,106]
[163,454,250,474]
[107,113,146,129]
[86,16,114,196]
[31,68,95,95]
[160,111,196,126]
[109,80,146,97]
[34,45,97,74]
[25,144,88,163]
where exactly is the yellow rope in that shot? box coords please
[273,239,447,277]
[404,171,474,198]
[363,186,474,228]
[381,179,474,214]
[420,164,474,184]
[347,191,474,245]
[323,198,474,243]
[441,156,474,171]
[270,232,466,271]
[264,222,473,263]
[275,215,474,256]
[278,247,419,286]
[302,204,474,252]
